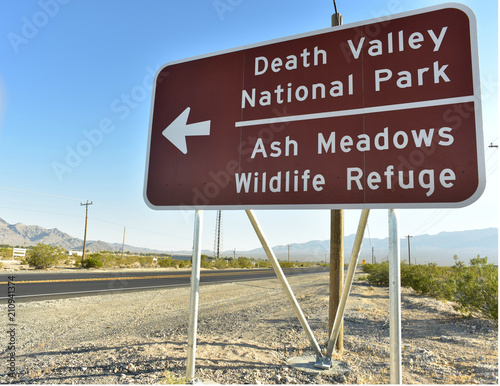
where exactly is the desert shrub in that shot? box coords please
[256,260,271,268]
[361,263,378,274]
[158,258,175,268]
[138,256,155,267]
[200,255,212,269]
[279,261,295,269]
[364,257,498,320]
[401,263,451,299]
[158,257,191,268]
[177,260,191,268]
[447,256,498,320]
[82,255,103,269]
[212,259,229,269]
[26,244,66,269]
[365,261,449,297]
[366,261,390,286]
[0,247,13,259]
[99,253,120,267]
[231,256,253,268]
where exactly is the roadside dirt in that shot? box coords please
[0,269,497,384]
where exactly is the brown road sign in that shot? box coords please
[144,4,485,210]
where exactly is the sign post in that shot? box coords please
[325,209,370,358]
[186,210,203,381]
[388,209,402,383]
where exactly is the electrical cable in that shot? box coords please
[410,139,498,235]
[366,220,373,252]
[333,0,340,26]
[0,186,83,202]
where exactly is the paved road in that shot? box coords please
[0,267,328,302]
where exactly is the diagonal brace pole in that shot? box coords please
[245,209,323,358]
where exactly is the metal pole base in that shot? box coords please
[314,355,333,370]
[287,355,351,376]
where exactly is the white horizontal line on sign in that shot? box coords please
[234,96,476,128]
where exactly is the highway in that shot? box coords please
[0,267,328,302]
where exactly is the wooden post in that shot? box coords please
[80,200,93,266]
[329,209,344,354]
[329,10,344,356]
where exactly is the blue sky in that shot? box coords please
[0,0,498,254]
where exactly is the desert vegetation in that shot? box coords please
[24,243,66,269]
[7,243,319,271]
[0,245,14,259]
[362,255,498,320]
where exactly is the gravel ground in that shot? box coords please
[0,269,498,384]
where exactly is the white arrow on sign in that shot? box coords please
[162,107,211,154]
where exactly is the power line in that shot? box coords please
[410,210,444,234]
[366,221,373,253]
[0,203,196,243]
[410,140,497,236]
[0,186,83,202]
[411,206,457,235]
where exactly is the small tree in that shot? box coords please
[82,253,103,269]
[26,244,66,269]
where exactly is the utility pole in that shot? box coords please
[80,200,93,266]
[214,210,223,259]
[406,235,413,265]
[288,244,290,263]
[121,227,126,259]
[329,2,344,355]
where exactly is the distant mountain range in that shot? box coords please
[0,217,497,265]
[239,228,498,266]
[0,217,166,255]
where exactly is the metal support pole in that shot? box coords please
[186,210,203,381]
[325,209,370,359]
[245,209,323,359]
[389,209,402,384]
